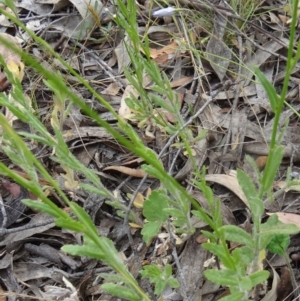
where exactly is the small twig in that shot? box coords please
[282,197,300,212]
[283,252,300,301]
[167,219,188,301]
[169,147,183,175]
[0,194,7,229]
[19,13,78,21]
[0,218,54,236]
[70,41,127,91]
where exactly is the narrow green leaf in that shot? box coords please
[69,202,97,233]
[163,208,185,219]
[255,67,279,112]
[203,243,233,269]
[142,163,165,180]
[55,217,85,232]
[18,132,53,146]
[149,93,174,112]
[237,169,263,217]
[97,273,124,283]
[218,292,244,301]
[62,244,106,260]
[239,276,252,291]
[22,199,66,219]
[232,246,254,265]
[79,183,112,197]
[101,283,141,301]
[204,269,239,286]
[260,224,299,236]
[201,230,217,243]
[220,225,255,248]
[262,146,284,193]
[249,270,269,287]
[192,210,214,229]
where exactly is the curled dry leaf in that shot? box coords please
[260,266,279,301]
[133,192,145,209]
[148,41,180,65]
[103,166,149,178]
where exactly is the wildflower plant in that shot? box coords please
[0,0,298,300]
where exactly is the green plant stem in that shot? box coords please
[260,0,299,196]
[284,251,299,299]
[77,217,151,301]
[250,222,261,275]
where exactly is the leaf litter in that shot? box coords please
[1,0,300,300]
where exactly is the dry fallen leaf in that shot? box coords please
[118,85,139,119]
[274,180,300,192]
[0,33,22,66]
[103,166,150,178]
[169,76,193,88]
[205,171,249,207]
[260,266,279,301]
[101,82,120,96]
[60,165,79,191]
[129,222,143,229]
[148,41,179,60]
[133,192,145,209]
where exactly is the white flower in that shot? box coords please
[152,7,176,18]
